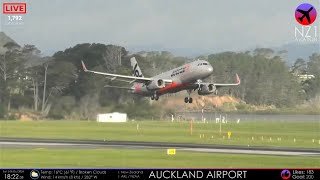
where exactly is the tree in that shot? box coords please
[307,53,320,76]
[42,60,77,116]
[207,50,302,107]
[41,61,49,114]
[253,48,274,58]
[22,45,44,111]
[291,58,306,74]
[304,53,320,99]
[0,42,23,111]
[104,45,127,70]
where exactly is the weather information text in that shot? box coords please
[1,169,319,180]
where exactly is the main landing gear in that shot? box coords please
[151,93,159,101]
[184,97,192,103]
[184,89,193,103]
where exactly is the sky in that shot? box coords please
[0,0,319,56]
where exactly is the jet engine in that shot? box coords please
[146,79,165,90]
[198,83,217,95]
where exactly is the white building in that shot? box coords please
[97,112,127,123]
[297,74,315,80]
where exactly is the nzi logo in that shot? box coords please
[295,26,319,42]
[294,3,318,42]
[3,3,26,14]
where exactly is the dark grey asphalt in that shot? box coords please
[0,137,319,156]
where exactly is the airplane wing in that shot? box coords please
[213,74,241,87]
[197,74,240,88]
[104,85,134,90]
[297,9,306,14]
[81,61,172,84]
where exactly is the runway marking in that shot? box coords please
[1,141,319,157]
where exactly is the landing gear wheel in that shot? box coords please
[153,92,159,101]
[185,89,193,103]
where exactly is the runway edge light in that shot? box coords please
[227,131,232,139]
[167,148,176,155]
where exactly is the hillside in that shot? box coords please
[160,95,241,111]
[0,32,17,54]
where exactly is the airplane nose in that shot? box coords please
[208,66,213,73]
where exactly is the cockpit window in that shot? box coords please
[203,63,208,65]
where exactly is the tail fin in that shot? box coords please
[130,57,144,77]
[81,60,88,72]
[235,73,241,85]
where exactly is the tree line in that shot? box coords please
[0,42,319,120]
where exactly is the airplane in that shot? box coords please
[81,57,240,103]
[297,7,313,23]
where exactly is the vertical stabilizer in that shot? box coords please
[130,57,144,77]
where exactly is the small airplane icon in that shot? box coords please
[296,7,313,23]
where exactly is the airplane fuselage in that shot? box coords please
[131,60,213,96]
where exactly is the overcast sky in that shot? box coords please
[0,0,319,56]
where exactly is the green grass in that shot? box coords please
[0,120,319,148]
[1,149,319,168]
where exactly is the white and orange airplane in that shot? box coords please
[81,57,240,103]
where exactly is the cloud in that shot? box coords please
[2,0,319,56]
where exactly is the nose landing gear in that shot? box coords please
[184,89,193,103]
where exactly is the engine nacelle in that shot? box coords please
[146,79,165,90]
[198,84,216,95]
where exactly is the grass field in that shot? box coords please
[1,149,319,168]
[0,120,319,148]
[1,120,319,168]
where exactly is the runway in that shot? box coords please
[1,137,319,156]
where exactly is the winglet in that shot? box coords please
[235,73,241,85]
[81,61,88,72]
